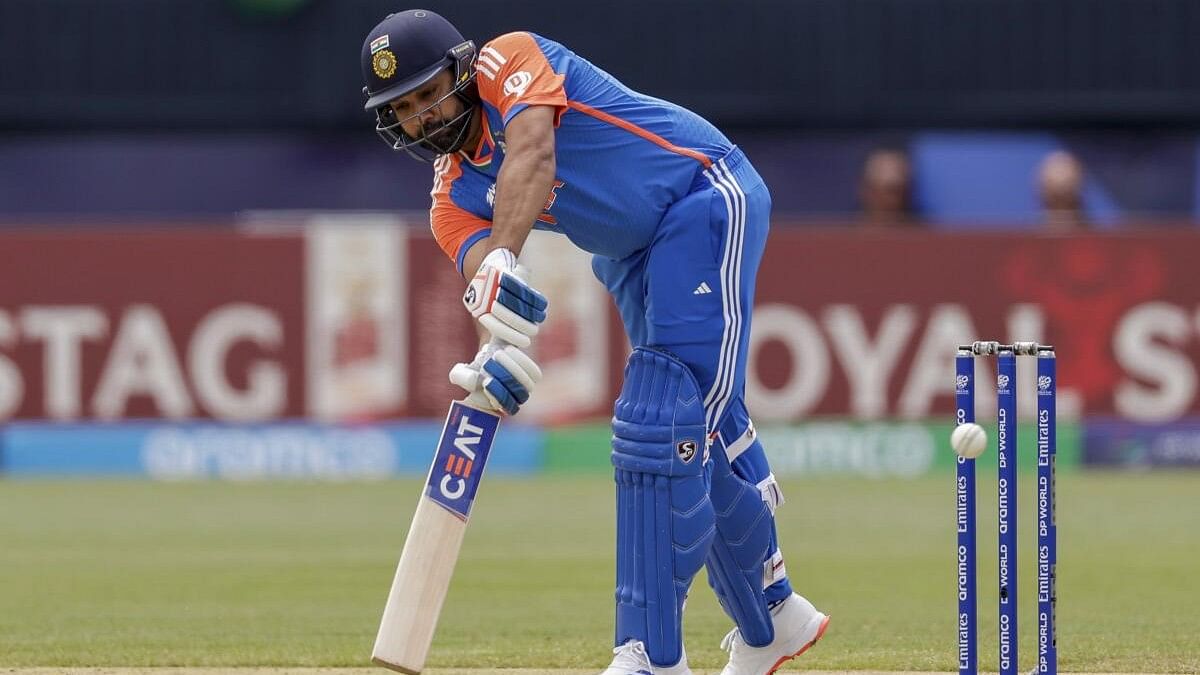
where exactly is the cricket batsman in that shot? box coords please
[360,10,830,674]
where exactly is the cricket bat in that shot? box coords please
[372,394,501,673]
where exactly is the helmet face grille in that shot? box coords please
[374,79,478,161]
[367,40,479,161]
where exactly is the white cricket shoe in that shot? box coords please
[600,639,692,675]
[718,593,830,674]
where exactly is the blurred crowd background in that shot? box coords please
[5,0,1200,226]
[2,0,1200,479]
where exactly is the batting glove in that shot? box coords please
[449,342,543,416]
[462,249,548,348]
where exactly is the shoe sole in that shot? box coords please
[765,613,830,675]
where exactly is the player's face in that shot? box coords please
[389,69,465,148]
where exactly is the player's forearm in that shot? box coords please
[487,147,556,256]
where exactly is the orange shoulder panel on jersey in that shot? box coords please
[430,154,490,267]
[474,32,568,126]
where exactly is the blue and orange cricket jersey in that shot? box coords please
[431,32,736,273]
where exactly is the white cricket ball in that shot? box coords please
[951,422,988,459]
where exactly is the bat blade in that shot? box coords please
[372,400,500,673]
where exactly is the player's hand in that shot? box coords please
[462,249,548,348]
[449,342,543,416]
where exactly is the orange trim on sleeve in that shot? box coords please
[429,154,490,264]
[475,32,567,123]
[566,100,714,169]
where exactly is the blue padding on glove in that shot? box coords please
[704,421,777,647]
[483,379,518,415]
[497,287,548,323]
[497,274,549,323]
[612,347,715,668]
[481,358,525,416]
[499,273,548,308]
[483,359,529,403]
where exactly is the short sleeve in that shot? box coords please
[474,32,568,128]
[430,155,491,274]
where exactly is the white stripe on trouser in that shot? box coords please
[700,158,747,434]
[703,158,743,430]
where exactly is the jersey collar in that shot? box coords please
[461,112,495,168]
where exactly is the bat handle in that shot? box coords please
[462,390,496,412]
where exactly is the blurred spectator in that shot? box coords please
[1038,150,1088,230]
[859,148,918,226]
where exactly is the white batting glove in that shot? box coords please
[449,342,543,416]
[462,249,548,348]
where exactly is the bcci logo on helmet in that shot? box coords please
[1038,375,1052,391]
[372,49,397,79]
[997,374,1010,390]
[956,374,970,392]
[676,439,697,464]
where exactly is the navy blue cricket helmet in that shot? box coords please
[360,9,479,160]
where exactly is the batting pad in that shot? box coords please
[611,347,716,668]
[704,420,784,647]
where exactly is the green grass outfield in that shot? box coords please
[1,473,1197,673]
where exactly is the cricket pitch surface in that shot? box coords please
[0,662,1161,667]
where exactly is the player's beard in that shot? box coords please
[418,108,473,155]
[422,123,458,150]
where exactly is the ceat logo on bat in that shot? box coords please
[427,402,499,520]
